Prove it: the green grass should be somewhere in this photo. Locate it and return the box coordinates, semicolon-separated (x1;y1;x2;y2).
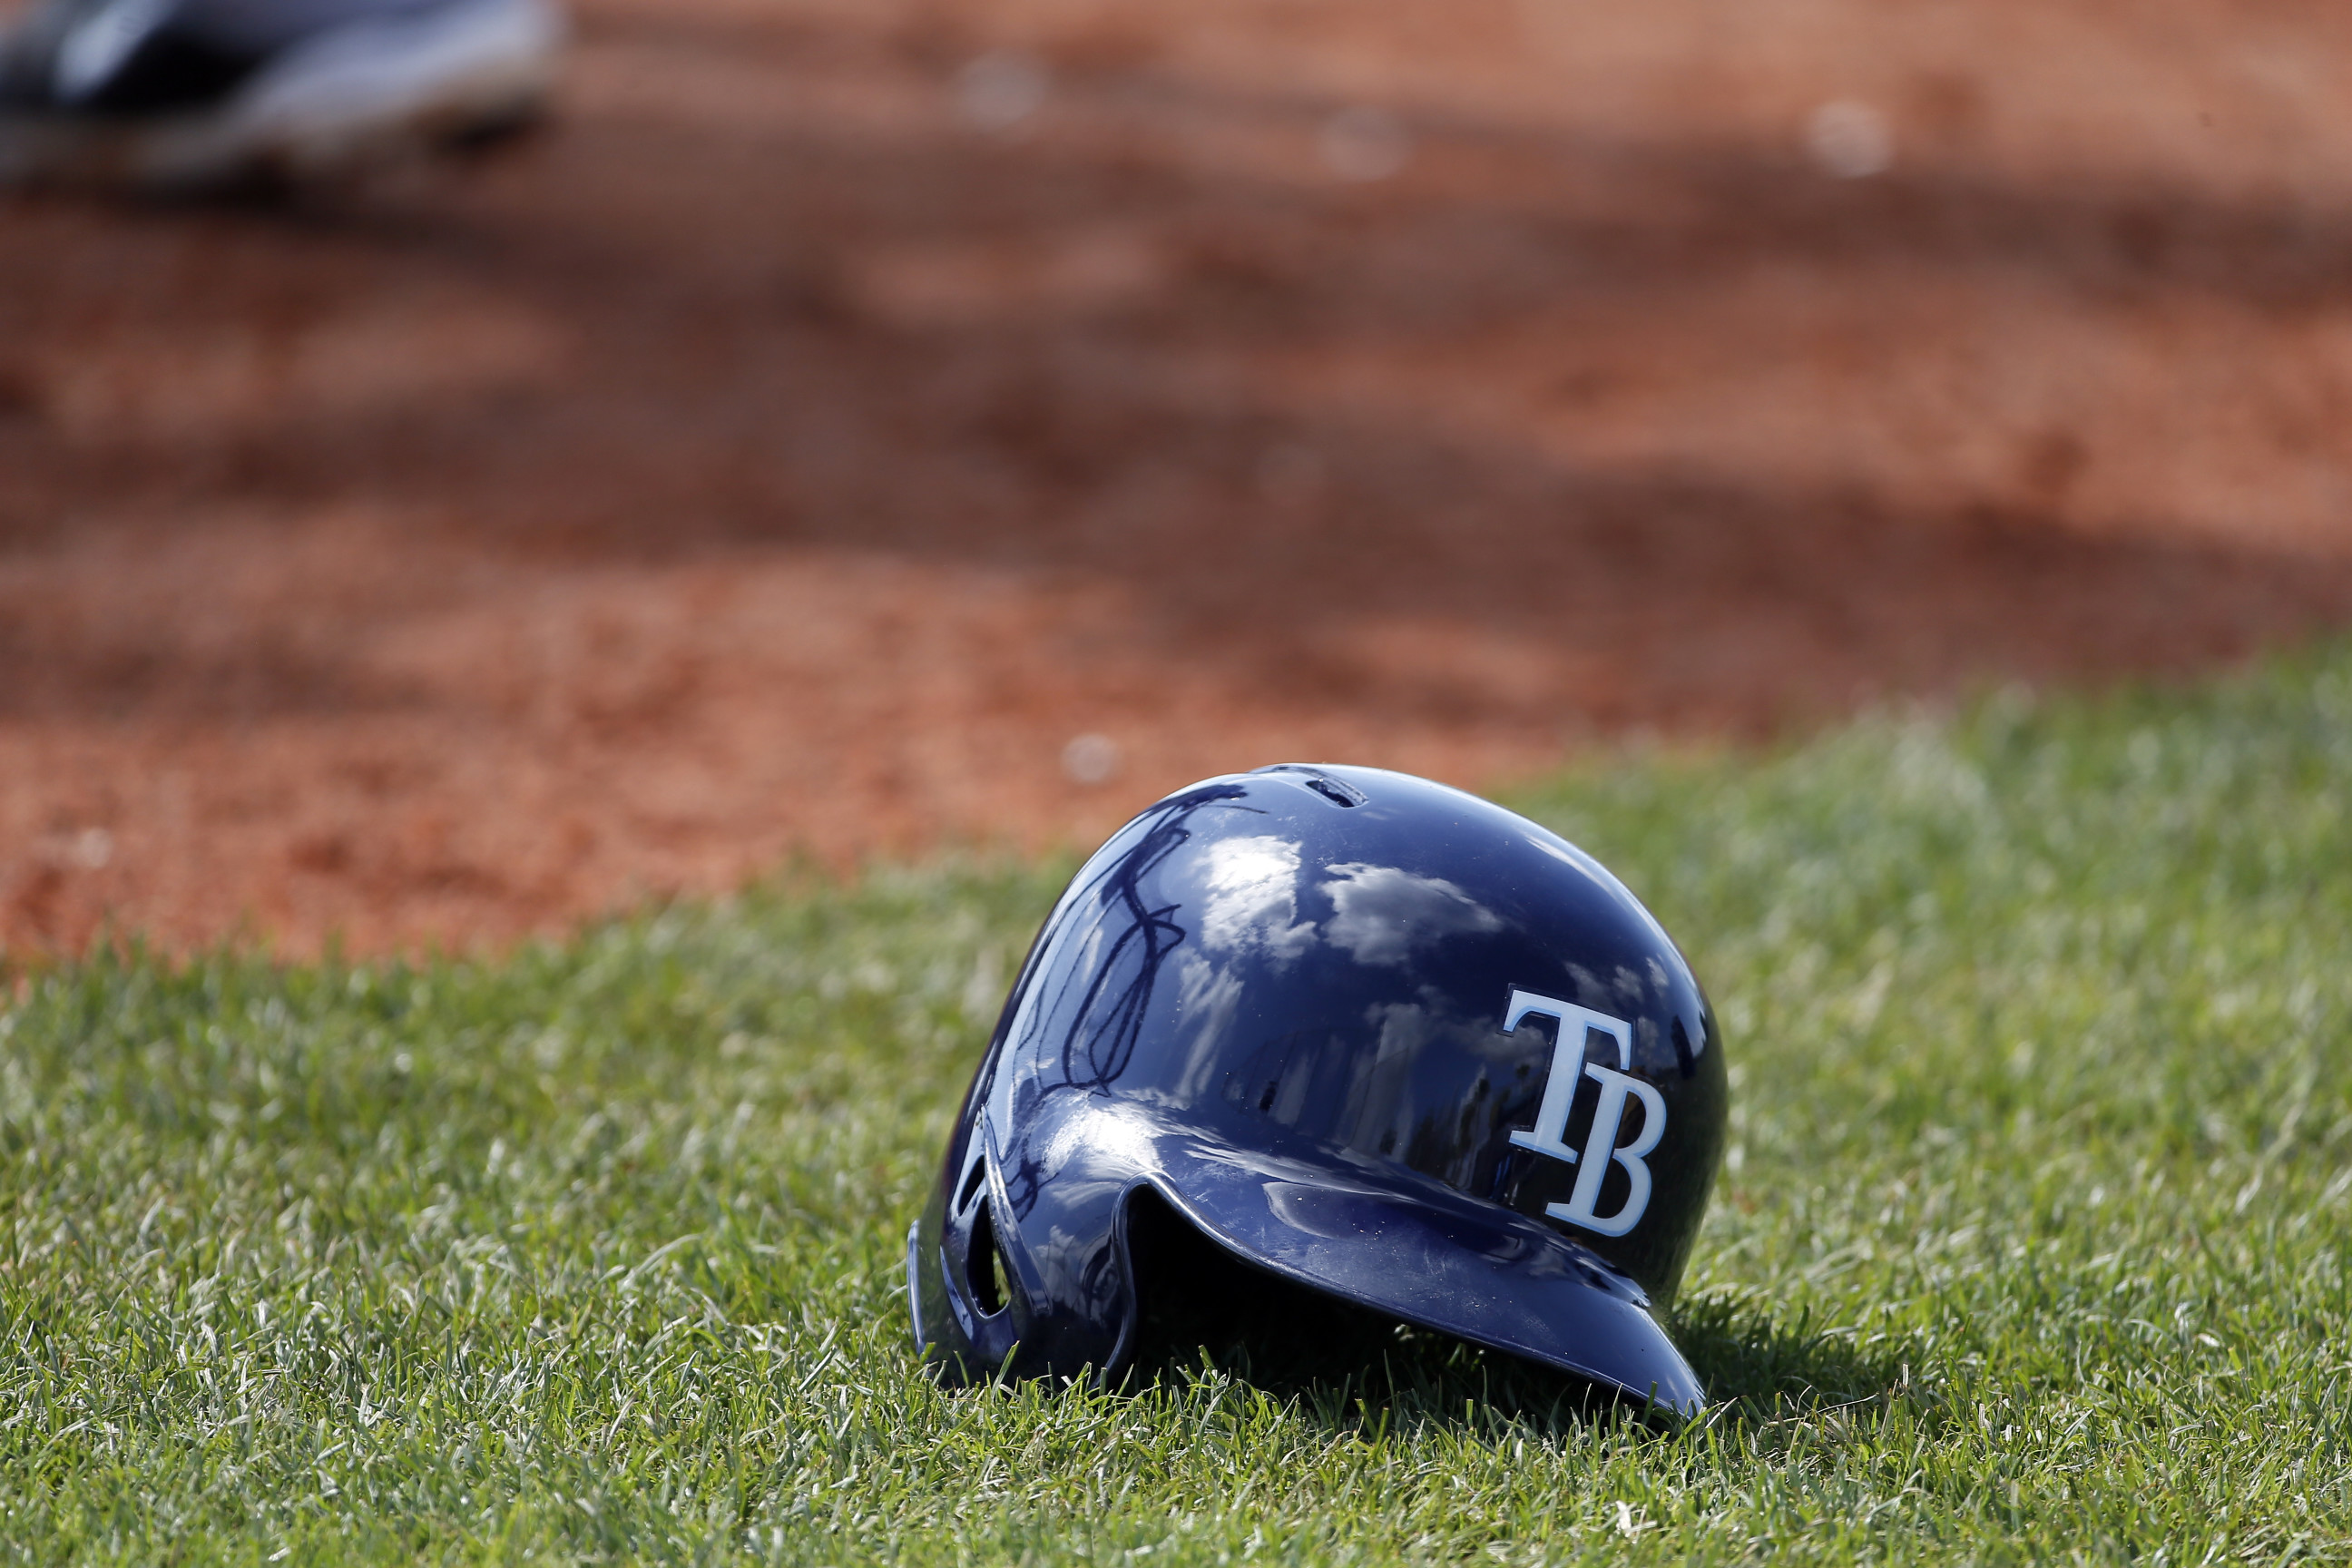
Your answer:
5;648;2352;1564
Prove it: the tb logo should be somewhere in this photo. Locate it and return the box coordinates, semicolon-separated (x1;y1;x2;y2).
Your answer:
1503;988;1666;1238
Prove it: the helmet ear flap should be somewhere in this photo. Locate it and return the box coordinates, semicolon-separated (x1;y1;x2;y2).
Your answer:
959;1167;1015;1318
946;1153;1019;1330
917;1122;1139;1385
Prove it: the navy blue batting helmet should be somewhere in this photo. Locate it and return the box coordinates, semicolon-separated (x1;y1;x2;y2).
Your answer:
908;764;1727;1413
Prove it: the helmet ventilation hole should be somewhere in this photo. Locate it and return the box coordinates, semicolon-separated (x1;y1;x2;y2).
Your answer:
965;1198;1012;1317
956;1154;988;1211
1302;777;1363;808
1252;764;1367;808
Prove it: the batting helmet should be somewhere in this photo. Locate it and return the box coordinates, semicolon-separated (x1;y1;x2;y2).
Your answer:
908;764;1727;1412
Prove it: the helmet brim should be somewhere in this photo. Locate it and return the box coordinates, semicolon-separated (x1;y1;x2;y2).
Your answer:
1113;1105;1707;1416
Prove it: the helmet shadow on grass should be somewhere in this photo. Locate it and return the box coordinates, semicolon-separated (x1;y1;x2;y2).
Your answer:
1667;1290;1927;1432
1109;1188;1919;1441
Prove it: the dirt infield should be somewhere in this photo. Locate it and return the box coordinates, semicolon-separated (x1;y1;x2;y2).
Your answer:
5;0;2352;956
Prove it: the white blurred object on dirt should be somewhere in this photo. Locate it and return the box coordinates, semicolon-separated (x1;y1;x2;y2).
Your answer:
955;48;1047;134
1061;733;1122;787
1804;99;1894;178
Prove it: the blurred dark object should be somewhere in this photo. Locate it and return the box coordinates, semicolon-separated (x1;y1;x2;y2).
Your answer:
0;0;563;190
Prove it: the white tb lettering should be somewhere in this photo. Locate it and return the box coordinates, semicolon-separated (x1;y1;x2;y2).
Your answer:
1501;987;1667;1237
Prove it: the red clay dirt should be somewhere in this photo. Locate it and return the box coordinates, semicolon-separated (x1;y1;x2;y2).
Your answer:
6;0;2352;957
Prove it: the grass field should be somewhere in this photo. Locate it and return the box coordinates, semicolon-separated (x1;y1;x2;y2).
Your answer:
5;650;2350;1564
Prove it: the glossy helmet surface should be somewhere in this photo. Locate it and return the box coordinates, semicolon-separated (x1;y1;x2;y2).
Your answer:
908;764;1727;1413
